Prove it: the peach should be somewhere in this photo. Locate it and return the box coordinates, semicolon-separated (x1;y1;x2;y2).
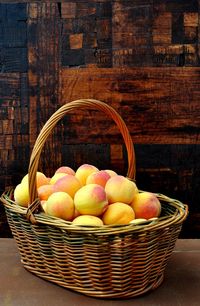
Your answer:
104;169;118;177
14;182;29;207
102;202;135;225
40;200;47;213
73;208;81;219
37;184;54;201
55;166;75;176
75;164;99;186
53;174;82;198
72;215;103;226
21;171;49;188
86;170;111;188
105;175;138;204
131;192;161;220
49;173;68;185
45;191;74;221
74;184;108;216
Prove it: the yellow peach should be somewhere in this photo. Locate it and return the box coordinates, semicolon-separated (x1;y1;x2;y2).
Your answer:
14;183;29;207
104;169;118;177
75;164;99;186
49;173;68;185
105;175;138;204
45;191;74;221
131;192;161;220
73;208;81;219
53;174;82;198
86;170;111;188
40;200;47;213
55;166;75;176
102;202;135;225
21;171;49;188
72;215;103;226
74;184;108;216
37;184;54;201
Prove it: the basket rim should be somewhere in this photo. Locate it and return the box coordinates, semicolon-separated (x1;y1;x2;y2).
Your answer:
1;189;188;236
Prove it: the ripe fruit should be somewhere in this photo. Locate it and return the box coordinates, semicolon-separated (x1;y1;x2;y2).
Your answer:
86;170;111;188
72;215;103;226
21;171;49;188
74;184;108;216
55;166;75;176
75;164;99;186
131;192;161;220
53;174;82;198
102;202;135;225
104;169;118;177
49;173;68;185
37;184;54;201
14;183;29;207
45;191;74;221
105;175;138;204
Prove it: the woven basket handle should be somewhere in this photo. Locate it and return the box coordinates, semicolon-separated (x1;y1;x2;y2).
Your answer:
27;99;135;223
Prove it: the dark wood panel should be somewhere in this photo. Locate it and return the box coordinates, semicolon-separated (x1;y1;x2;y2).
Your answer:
61;67;200;144
59;0;200;68
27;2;61;176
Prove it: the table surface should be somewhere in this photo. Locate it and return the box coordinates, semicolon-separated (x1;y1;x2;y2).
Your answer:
0;238;200;306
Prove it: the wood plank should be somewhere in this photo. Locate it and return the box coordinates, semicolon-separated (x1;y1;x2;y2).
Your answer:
61;67;200;144
27;3;61;176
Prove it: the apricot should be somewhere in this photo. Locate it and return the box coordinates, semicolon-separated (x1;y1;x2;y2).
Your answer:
73;208;81;219
131;192;161;220
45;191;74;221
105;175;138;204
14;182;29;207
21;171;49;188
102;202;135;225
55;166;75;176
74;184;108;216
49;173;68;185
75;164;99;186
72;215;103;226
53;174;82;198
40;200;47;213
37;184;54;201
86;170;111;188
104;169;118;177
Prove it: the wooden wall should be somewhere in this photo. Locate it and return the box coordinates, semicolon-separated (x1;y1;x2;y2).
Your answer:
0;1;200;237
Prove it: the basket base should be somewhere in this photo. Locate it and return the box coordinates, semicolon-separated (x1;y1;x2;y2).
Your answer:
22;260;164;299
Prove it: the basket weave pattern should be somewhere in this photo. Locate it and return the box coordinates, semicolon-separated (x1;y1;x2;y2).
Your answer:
1;99;188;298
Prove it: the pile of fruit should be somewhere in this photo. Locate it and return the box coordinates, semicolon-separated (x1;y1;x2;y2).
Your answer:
14;164;161;226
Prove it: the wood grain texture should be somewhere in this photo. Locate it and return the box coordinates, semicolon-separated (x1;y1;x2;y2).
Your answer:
61;67;200;144
27;2;61;177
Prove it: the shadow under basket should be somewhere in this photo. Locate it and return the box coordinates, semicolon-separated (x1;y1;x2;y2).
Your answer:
0;99;188;298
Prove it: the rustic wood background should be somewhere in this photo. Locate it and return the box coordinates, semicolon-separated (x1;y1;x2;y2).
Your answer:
0;1;200;237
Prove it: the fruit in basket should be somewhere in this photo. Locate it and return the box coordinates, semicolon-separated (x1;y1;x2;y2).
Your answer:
45;191;74;221
105;175;138;204
55;166;75;176
131;192;161;220
14;183;29;207
37;184;54;201
40;200;47;213
75;164;99;186
104;169;118;177
74;184;108;216
49;173;68;184
21;171;49;188
86;170;111;188
72;215;103;226
53;174;82;198
102;202;135;225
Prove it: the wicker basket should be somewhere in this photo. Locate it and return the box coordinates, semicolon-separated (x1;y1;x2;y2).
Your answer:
1;99;188;298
